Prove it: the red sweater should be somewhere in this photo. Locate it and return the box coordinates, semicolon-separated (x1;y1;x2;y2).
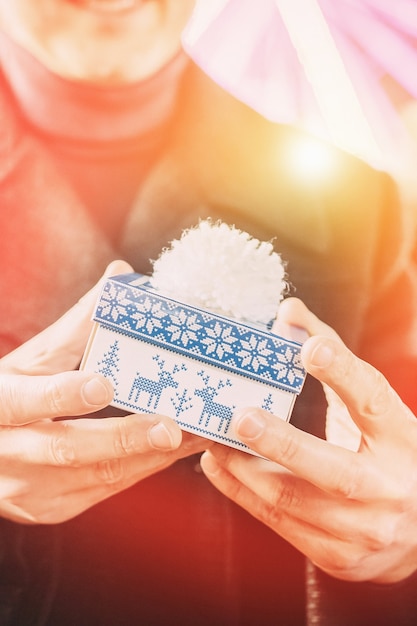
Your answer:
1;30;417;626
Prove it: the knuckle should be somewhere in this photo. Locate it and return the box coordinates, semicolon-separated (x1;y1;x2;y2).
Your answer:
276;431;300;466
113;419;136;456
266;504;284;528
318;544;366;581
324;552;359;579
368;526;395;552
95;458;126;486
257;499;284;529
45;378;67;415
228;479;250;506
333;554;383;582
332;460;364;500
357;369;393;419
270;479;302;512
49;423;78;466
365;520;396;552
319;520;397;581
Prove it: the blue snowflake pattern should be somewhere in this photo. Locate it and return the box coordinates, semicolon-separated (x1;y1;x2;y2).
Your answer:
131;297;165;334
272;346;304;383
200;321;237;359
237;336;273;372
92;276;306;394
98;284;131;323
165;310;202;347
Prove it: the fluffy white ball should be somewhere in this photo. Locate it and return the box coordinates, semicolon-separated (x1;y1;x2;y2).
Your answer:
151;220;288;324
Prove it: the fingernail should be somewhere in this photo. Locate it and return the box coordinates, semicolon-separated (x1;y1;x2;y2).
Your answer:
275;322;309;343
234;409;266;440
201;452;220;476
82;377;112;406
310;342;335;367
148;422;175;450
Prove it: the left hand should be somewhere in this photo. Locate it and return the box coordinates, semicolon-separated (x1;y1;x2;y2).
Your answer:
0;260;207;524
200;298;417;584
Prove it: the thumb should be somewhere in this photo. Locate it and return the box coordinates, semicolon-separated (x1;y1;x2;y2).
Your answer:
1;260;133;375
0;371;114;425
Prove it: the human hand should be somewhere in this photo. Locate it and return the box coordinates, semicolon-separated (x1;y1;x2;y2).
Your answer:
0;260;207;524
200;298;417;584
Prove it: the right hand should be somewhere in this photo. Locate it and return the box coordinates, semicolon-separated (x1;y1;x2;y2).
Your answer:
0;261;207;524
201;298;417;584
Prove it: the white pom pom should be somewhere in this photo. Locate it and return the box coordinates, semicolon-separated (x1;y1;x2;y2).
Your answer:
151;220;288;325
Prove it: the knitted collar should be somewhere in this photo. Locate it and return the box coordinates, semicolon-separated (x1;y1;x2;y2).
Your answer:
0;30;189;143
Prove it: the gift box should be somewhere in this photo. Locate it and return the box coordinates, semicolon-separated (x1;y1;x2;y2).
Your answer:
81;272;306;453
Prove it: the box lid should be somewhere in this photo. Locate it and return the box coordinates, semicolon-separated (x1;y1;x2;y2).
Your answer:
92;273;306;394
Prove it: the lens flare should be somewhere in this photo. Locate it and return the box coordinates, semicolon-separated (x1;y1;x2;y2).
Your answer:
286;136;335;180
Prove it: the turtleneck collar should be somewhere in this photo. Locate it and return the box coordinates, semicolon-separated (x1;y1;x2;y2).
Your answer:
0;29;189;143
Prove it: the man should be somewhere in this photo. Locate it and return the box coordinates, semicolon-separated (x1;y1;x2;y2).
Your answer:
0;1;416;624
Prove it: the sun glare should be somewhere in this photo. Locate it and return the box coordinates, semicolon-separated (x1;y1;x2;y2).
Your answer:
287;136;335;180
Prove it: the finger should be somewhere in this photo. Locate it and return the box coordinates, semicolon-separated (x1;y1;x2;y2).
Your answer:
1;433;209;524
1;260;132;375
231;407;383;500
200;450;339;563
200;450;382;582
78;434;209;504
0;371;115;425
302;335;414;440
0;412;185;463
202;446;395;550
274;297;340;341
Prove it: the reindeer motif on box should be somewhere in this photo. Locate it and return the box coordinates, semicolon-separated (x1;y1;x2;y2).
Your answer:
128;355;186;410
194;371;235;434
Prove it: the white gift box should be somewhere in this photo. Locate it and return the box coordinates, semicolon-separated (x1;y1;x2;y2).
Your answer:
81;273;306;453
